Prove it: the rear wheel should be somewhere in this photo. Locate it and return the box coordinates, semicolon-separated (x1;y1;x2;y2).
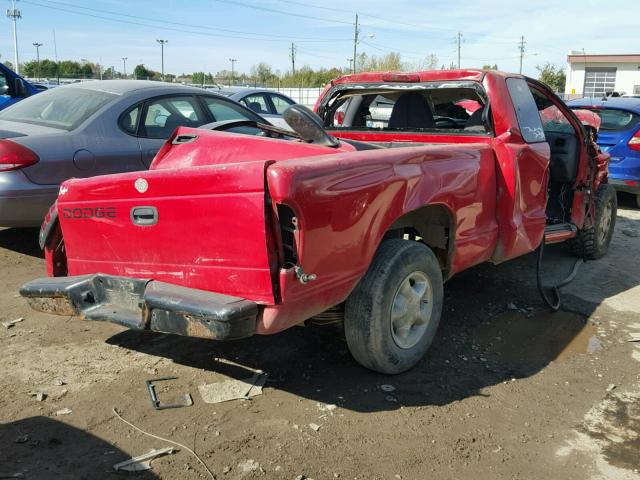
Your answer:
569;184;617;260
344;240;443;374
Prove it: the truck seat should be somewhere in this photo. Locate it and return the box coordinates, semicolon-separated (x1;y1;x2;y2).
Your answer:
388;93;435;130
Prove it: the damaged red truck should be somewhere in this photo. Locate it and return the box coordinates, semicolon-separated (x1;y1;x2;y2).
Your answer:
21;70;616;374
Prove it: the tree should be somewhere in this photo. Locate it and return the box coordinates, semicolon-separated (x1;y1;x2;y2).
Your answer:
251;62;276;86
482;63;499;70
134;64;154;80
536;63;566;93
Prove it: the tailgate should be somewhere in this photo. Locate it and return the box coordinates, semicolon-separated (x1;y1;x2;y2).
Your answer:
57;161;276;304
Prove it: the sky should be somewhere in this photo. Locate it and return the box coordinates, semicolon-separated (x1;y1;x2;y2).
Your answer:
0;0;639;78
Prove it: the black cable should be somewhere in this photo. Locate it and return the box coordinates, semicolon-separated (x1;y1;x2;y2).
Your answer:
536;241;583;311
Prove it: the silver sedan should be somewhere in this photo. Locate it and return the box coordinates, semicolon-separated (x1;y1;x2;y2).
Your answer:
215;88;296;129
0;80;267;227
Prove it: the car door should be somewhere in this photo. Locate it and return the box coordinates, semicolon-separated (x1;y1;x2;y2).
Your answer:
136;95;209;167
491;77;551;262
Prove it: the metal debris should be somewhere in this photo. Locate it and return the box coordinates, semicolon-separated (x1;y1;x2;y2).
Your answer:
2;317;24;329
146;377;193;410
113;447;175;472
309;423;321;432
198;371;268;404
55;407;72;416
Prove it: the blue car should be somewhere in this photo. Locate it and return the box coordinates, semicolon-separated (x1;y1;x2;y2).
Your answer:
568;97;640;207
0;62;39;110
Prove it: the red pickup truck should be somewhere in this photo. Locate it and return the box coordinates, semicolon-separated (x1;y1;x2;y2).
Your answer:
21;69;615;374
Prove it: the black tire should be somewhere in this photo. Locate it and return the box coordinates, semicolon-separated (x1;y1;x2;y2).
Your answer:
636;193;640;210
569;183;617;260
344;240;443;374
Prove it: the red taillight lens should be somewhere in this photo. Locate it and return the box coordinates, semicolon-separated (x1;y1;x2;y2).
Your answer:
628;129;640;151
0;140;39;172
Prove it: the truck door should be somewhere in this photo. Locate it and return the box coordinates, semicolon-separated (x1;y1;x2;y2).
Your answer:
491;77;551;262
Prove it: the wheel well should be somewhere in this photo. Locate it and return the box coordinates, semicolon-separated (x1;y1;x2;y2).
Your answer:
383;205;454;276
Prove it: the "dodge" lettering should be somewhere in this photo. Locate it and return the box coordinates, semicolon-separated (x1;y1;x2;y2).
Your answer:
62;207;117;219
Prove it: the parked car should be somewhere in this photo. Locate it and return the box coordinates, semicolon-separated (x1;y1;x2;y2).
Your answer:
568;97;640;207
0;80;269;227
0;62;40;110
22;70;614;375
216;88;296;129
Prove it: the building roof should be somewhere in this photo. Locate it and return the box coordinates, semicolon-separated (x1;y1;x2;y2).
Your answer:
567;53;640;64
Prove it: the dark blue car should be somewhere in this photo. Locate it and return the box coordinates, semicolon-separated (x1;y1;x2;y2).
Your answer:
0;62;39;110
568;97;640;207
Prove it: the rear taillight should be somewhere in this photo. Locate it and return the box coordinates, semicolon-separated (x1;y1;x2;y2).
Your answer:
0;140;39;172
628;129;640;151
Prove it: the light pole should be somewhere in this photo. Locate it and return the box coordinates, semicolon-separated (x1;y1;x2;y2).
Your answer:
156;39;167;81
229;58;237;87
32;42;42;81
121;57;127;79
7;0;21;74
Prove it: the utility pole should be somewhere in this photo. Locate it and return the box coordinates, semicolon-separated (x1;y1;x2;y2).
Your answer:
52;29;59;84
229;58;237;87
32;42;42;81
352;13;359;74
347;58;353;73
518;35;526;74
121;57;127;79
7;0;21;74
456;32;463;69
289;42;296;75
156;39;167;81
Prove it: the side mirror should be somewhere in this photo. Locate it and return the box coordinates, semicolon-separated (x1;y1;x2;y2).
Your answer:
283;104;339;148
14;78;27;98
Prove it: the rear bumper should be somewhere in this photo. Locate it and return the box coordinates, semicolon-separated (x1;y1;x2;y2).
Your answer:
0;170;58;227
609;178;640;194
20;274;258;340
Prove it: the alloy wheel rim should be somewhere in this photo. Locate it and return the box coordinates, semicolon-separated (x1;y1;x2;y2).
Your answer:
390;271;433;350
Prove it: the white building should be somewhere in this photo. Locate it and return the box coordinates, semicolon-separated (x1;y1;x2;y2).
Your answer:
564;52;640;99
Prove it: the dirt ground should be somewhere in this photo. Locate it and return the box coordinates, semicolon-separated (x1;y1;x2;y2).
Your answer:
1;196;639;480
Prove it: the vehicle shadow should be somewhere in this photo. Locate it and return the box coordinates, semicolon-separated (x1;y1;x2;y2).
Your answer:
106;210;640;413
0;416;160;479
0;227;43;258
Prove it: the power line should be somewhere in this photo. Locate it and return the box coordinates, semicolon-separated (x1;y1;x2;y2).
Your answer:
211;0;353;25
21;0;351;43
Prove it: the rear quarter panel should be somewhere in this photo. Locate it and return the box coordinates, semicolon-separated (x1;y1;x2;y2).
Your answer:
262;143;498;333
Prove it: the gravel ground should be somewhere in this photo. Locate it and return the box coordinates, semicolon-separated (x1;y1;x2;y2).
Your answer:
0;196;639;480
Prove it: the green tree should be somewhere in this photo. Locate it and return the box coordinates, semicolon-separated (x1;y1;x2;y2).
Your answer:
536;63;566;93
482;63;499;70
134;64;154;79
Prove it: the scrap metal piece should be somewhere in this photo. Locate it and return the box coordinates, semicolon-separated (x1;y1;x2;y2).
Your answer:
146;377;193;410
113;447;175;472
198;371;268;404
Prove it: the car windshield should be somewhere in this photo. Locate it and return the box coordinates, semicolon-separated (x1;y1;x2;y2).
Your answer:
582;108;639;131
321;82;488;133
0;87;117;130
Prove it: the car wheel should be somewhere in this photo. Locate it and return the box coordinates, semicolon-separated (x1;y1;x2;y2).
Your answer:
344;239;443;374
570;184;617;260
636;193;640;209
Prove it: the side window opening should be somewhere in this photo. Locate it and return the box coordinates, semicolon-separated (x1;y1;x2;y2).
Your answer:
119;105;141;135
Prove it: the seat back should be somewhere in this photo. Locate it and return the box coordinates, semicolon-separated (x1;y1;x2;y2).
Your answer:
388;93;435;129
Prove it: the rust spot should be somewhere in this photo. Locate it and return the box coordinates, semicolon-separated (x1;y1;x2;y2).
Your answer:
27;297;75;316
